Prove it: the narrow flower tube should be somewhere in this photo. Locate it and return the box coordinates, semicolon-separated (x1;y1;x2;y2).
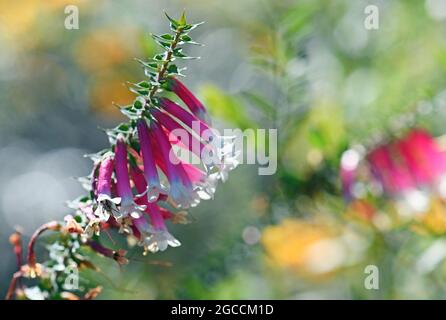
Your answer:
144;202;181;253
150;121;200;208
180;162;218;200
88;240;128;265
96;157;113;196
152;108;222;172
159;98;211;138
114;138;146;219
145;116;219;202
158;98;239;175
167;77;211;124
94;156;121;222
130;166;181;253
137;119;164;202
152;108;205;157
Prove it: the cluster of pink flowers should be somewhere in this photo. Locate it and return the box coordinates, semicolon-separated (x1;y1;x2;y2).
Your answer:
5;14;240;300
341;128;446;202
79;78;238;253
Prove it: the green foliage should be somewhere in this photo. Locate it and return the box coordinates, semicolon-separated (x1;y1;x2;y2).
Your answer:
108;12;204;143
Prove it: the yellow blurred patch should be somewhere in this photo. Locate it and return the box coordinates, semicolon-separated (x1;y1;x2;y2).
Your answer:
261;218;345;278
413;198;446;235
75;29;134;73
89;74;134;119
0;1;39;38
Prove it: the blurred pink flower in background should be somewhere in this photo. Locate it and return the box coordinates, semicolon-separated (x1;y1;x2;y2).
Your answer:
341;128;446;208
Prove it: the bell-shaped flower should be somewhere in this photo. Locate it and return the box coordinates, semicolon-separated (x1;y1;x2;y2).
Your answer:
158;98;239;177
131;167;180;253
142;202;181;253
114;137;146;219
137;119;165;202
152;107;221;174
150;121;202;208
94;156;121;222
167;77;211;125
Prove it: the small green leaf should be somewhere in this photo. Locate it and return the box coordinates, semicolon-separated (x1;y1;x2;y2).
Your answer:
136;81;150;88
173;48;199;59
133;99;143;109
153;54;166;61
182;21;205;32
136;58;159;71
181;35;192;42
167;64;179;74
180;35;203;46
153;39;171;49
179;11;187;26
160;33;174;40
137;89;149;95
164;12;179;28
120;106;142;120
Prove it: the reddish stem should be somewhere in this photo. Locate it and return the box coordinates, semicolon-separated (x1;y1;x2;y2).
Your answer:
26;221;61;268
5;271;22;300
9;231;23;273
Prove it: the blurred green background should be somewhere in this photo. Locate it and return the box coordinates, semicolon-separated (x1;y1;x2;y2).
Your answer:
3;0;446;299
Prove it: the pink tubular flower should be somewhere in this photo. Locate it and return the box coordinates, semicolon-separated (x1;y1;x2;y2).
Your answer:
158;98;239;177
143;202;181;253
167;77;211;125
367;144;415;195
150;121;200;208
152;107;223;175
396;135;431;186
399;129;446;185
180;162;218;200
361;128;446;200
137;119;165;202
114;137;146;219
88;240;128;265
159;97;211;139
94;155;120;222
152;108;205;156
131;167;181;253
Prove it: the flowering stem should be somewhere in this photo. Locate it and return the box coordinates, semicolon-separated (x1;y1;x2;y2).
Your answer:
5;222;61;300
5;271;22;300
146;26;184;104
5;12;214;300
9;231;23;273
26;221;61;268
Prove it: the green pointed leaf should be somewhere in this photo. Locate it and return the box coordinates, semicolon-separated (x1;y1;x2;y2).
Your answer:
164;12;179;28
181;35;192;42
133;98;144;109
179;11;187;26
136;81;150;88
167;64;179;75
159;33;174;41
182;21;205;32
180;35;203;46
173;48;198;59
153;54;167;62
